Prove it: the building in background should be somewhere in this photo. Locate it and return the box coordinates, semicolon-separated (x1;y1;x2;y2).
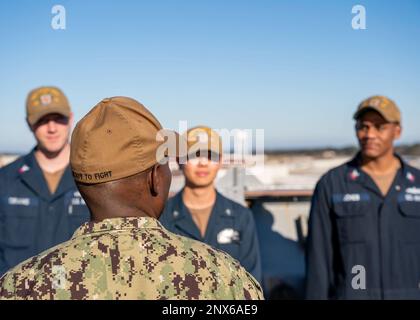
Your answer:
0;154;19;168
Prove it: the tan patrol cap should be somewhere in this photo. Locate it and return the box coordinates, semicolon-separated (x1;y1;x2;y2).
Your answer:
26;86;71;125
185;126;222;155
353;95;401;124
70;96;175;184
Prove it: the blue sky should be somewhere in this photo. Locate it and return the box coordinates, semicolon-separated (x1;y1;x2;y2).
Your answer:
0;0;419;153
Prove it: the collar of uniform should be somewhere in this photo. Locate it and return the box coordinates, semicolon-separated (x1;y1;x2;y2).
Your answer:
20;148;74;201
213;191;236;218
51;166;75;200
171;191;188;221
170;189;233;241
171;189;234;222
18;148;52;201
346;152;410;185
169;191;203;239
71;216;162;238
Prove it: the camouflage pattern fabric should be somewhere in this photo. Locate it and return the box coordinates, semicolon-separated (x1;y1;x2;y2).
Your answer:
0;217;263;300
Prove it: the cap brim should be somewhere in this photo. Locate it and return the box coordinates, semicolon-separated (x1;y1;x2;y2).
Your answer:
187;144;221;155
28;106;71;126
353;106;395;123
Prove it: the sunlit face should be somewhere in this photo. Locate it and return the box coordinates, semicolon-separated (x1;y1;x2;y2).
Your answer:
30;113;73;154
182;150;221;188
355;110;401;159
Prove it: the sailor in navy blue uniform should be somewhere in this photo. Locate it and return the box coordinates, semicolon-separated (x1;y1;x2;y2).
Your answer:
0;87;89;276
306;96;420;299
159;126;262;284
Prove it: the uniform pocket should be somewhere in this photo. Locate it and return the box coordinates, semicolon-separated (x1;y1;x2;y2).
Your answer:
332;196;369;218
216;228;241;258
398;201;420;244
333;201;369;244
1;197;38;248
399;201;420;218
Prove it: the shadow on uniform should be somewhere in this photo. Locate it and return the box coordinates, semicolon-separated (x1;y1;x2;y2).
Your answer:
251;201;305;299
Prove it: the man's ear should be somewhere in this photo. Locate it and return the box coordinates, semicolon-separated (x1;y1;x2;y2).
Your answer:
68;112;74;128
394;124;402;140
149;164;160;197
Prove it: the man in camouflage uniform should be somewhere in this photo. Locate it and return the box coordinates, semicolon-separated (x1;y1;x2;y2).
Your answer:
0;96;263;300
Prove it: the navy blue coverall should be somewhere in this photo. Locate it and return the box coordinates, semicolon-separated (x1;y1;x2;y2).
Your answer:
0;150;90;275
306;153;420;299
